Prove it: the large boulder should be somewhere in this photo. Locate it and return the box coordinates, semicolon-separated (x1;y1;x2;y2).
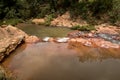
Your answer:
0;25;27;61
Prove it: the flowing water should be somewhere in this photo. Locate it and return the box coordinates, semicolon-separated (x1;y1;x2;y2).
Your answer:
2;42;120;80
97;33;120;44
2;24;120;80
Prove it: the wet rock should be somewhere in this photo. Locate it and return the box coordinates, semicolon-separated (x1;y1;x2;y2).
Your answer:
48;38;55;42
0;25;27;61
25;36;41;43
68;31;81;38
68;31;97;38
69;38;120;48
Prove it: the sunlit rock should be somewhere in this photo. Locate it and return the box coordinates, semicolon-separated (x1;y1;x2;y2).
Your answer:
32;19;45;25
51;11;87;27
96;24;119;35
48;38;55;42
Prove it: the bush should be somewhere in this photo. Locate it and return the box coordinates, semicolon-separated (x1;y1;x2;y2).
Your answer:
70;1;90;18
90;0;113;15
44;14;54;26
109;0;120;23
71;25;95;31
37;4;51;18
70;25;80;30
1;19;23;26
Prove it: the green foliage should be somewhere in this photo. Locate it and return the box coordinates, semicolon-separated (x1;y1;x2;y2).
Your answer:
90;0;113;15
70;0;120;24
0;19;23;25
44;14;54;26
37;4;51;18
0;0;119;25
70;25;80;30
71;25;95;31
109;0;120;23
70;1;90;18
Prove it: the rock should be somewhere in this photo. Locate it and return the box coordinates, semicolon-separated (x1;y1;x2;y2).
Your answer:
1;25;7;28
96;24;119;35
51;11;87;27
32;19;45;25
68;31;96;38
0;25;27;61
68;38;77;42
48;38;55;42
69;38;120;48
0;66;7;80
84;41;92;47
25;36;41;43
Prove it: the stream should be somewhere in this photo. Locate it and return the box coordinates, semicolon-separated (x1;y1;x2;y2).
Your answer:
2;23;120;80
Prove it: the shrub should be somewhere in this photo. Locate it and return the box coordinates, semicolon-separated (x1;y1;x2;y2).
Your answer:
44;14;54;26
70;25;80;30
109;0;120;23
1;19;23;25
70;1;90;18
71;25;95;31
37;4;51;18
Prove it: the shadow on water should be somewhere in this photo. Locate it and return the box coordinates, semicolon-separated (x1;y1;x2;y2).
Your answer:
2;42;120;80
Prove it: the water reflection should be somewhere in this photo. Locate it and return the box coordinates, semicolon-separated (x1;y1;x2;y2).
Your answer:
69;42;120;62
16;23;73;38
2;42;120;80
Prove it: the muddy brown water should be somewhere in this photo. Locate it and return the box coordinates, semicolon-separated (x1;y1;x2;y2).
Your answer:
2;42;120;80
